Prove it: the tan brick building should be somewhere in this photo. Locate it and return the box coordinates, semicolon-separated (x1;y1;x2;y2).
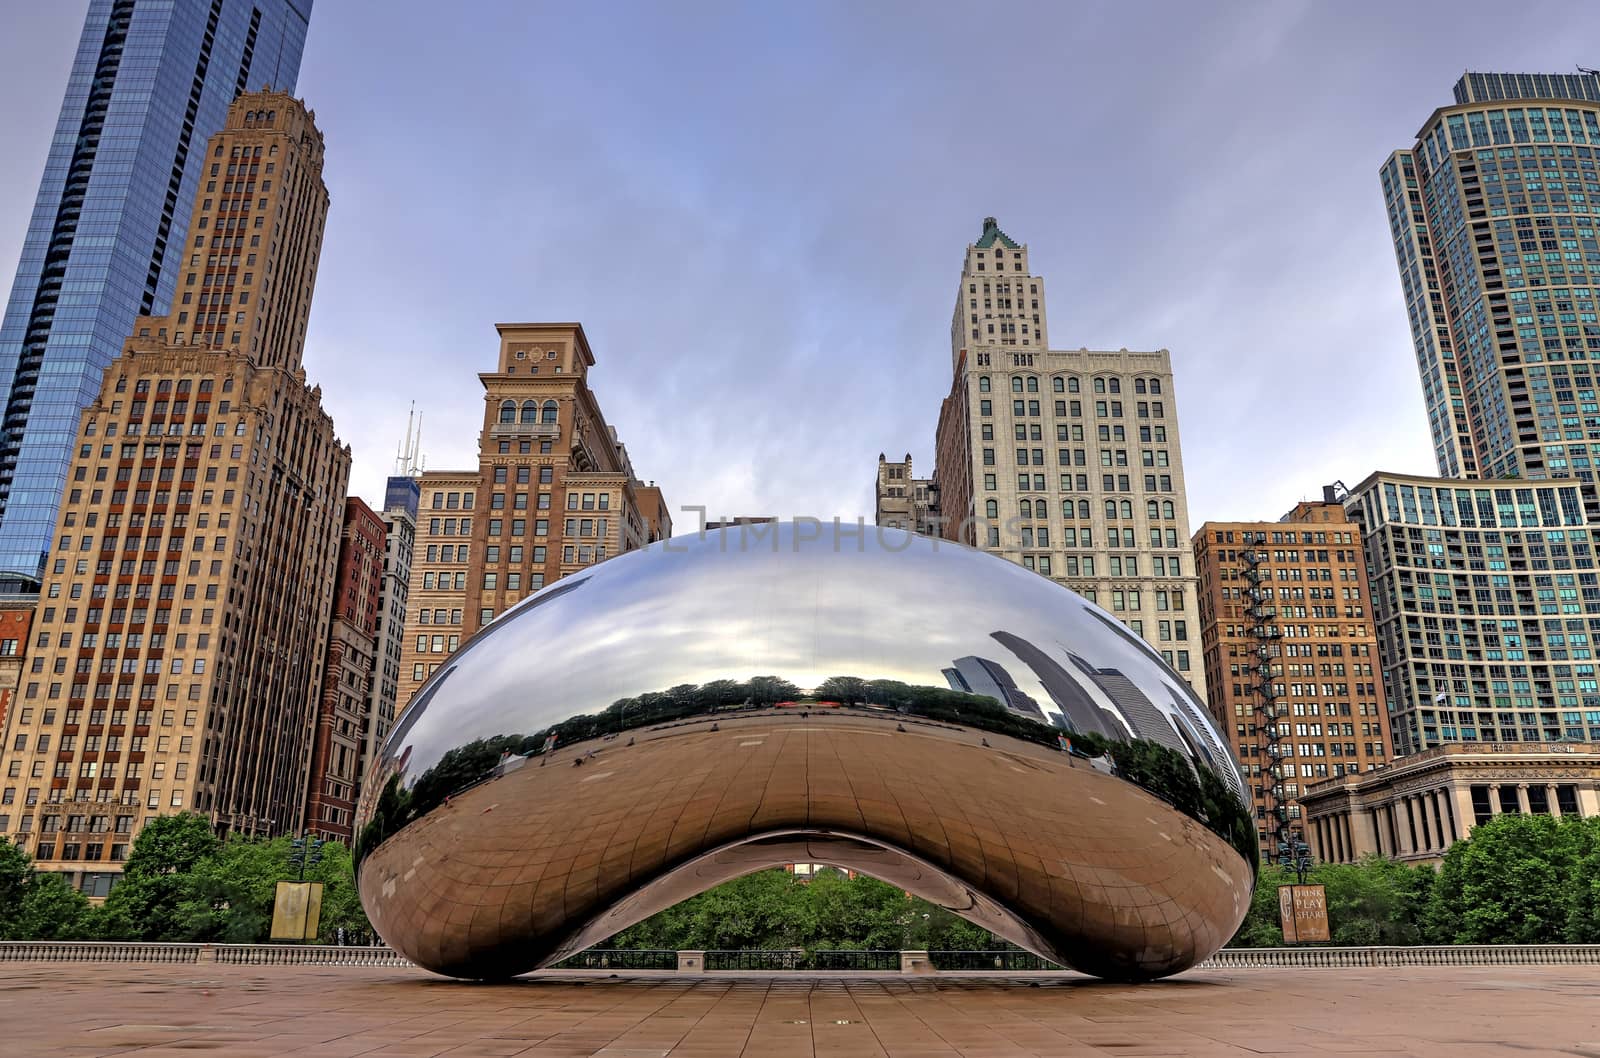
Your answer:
396;324;668;710
0;92;350;889
305;499;384;841
1192;496;1392;860
931;219;1203;687
874;453;936;535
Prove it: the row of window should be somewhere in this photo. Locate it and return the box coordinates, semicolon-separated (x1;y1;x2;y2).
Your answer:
978;375;1164;395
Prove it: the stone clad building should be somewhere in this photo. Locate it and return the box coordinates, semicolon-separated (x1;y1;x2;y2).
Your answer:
874;453;935;535
395;324;668;711
0;92;350;890
931;219;1203;687
1300;741;1600;865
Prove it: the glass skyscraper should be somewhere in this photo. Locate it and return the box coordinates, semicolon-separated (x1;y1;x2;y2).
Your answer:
0;0;313;587
1381;70;1600;483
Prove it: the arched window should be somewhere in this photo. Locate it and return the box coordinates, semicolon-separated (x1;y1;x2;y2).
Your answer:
1094;378;1106;394
265;110;276;125
1120;500;1133;518
1026;376;1039;393
499;400;515;424
1104;500;1117;519
1068;377;1080;393
1150;379;1162;394
1078;499;1090;519
1163;500;1175;519
1061;500;1073;519
978;376;991;392
985;499;999;519
1108;378;1121;394
1052;377;1064;393
1135;379;1147;394
520;400;537;423
1019;499;1032;517
541;400;559;424
1148;500;1160;519
1012;377;1024;393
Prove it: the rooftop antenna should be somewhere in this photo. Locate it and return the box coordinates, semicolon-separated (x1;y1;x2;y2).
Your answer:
394;403;425;477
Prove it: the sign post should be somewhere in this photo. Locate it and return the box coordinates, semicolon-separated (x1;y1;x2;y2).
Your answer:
1277;883;1330;943
270;880;324;941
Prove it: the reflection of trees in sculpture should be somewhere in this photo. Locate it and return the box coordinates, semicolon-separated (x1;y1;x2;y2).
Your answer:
357;674;1256;869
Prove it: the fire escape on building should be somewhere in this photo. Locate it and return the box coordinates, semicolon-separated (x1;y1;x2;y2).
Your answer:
1239;539;1311;877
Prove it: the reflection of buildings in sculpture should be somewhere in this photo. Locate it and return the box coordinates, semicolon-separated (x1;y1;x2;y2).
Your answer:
989;631;1127;739
1163;684;1231;776
942;656;1046;721
1078;663;1190;760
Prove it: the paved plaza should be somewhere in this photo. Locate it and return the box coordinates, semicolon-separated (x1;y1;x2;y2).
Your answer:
0;962;1597;1057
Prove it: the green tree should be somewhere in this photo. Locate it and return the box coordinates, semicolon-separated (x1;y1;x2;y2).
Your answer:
804;872;912;949
102;813;221;941
1426;814;1571;944
814;677;868;704
306;840;371;942
0;840;31;935
14;872;93;940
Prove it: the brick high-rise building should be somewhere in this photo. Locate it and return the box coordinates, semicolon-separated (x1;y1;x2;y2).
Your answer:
0;91;349;891
1193;496;1392;859
304;498;383;841
358;473;418;804
1380;70;1600;481
931;218;1203;688
396;324;668;711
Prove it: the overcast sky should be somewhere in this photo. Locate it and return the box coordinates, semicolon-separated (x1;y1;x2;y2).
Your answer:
3;1;1600;531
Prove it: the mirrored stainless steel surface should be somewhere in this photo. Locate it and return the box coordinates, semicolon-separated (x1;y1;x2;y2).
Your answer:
356;523;1257;981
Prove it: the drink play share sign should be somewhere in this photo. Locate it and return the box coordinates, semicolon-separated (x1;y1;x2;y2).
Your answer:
1278;884;1330;943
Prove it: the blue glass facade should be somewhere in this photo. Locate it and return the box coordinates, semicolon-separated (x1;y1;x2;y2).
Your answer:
0;0;312;585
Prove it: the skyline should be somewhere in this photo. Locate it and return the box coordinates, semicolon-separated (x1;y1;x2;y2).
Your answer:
5;3;1600;530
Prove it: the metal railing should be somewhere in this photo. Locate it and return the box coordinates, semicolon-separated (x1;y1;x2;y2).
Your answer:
929;949;1062;971
703;949;806;971
2;942;1600;970
810;949;901;971
553;949;677;971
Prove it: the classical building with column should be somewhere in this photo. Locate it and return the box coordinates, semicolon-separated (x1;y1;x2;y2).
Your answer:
1299;741;1600;865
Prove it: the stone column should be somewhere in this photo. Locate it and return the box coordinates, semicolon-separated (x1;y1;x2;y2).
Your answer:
1397;798;1415;855
1450;783;1476;839
1547;784;1561;819
1576;784;1600;819
1516;783;1531;815
1489;783;1503;815
1414;795;1433;851
1431;790;1448;848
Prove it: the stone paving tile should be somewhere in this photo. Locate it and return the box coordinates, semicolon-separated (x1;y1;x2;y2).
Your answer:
1;964;1599;1056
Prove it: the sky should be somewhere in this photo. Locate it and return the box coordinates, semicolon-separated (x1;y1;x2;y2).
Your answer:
3;1;1600;532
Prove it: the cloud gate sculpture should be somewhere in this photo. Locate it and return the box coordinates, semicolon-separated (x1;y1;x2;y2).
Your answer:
356;523;1257;982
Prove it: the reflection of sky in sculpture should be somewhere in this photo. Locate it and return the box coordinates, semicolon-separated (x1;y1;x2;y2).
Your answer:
387;524;1246;801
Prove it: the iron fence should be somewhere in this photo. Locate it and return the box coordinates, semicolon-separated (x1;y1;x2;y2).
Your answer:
928;949;1062;971
703;949;806;970
810;949;901;971
553;949;678;971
